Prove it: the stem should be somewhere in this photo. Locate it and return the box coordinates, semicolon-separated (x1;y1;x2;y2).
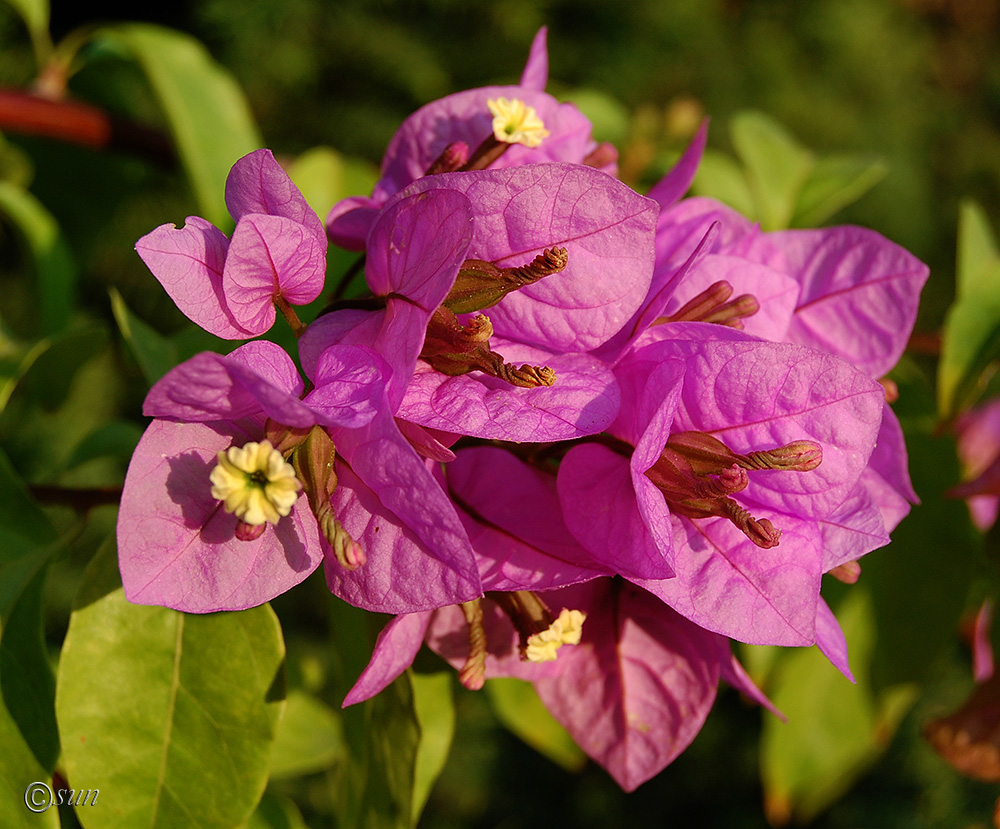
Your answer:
274;294;307;338
29;485;122;510
330;254;366;303
0;88;175;166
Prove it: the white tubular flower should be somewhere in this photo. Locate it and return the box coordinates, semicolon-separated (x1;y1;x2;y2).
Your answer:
210;439;302;526
487;97;550;148
525;608;586;663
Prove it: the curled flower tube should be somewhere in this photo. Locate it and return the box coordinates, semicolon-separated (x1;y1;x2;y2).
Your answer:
558;327;886;660
304;167;653;444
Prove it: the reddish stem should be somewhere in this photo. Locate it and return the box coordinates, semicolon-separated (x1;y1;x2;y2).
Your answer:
0;89;175;165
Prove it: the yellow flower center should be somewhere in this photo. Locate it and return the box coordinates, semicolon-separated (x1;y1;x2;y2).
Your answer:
209;439;302;526
525;608;586;663
487;98;550;148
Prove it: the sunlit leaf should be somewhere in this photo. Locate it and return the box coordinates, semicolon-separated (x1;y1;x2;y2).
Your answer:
561;88;630;144
286;147;378;223
939;201;1000;417
56;539;285;829
410;671;455;824
92;23;262;227
690;148;756;218
0;182;77;335
1;0;51;65
760;588;916;823
730;111;814;231
485;677;585;772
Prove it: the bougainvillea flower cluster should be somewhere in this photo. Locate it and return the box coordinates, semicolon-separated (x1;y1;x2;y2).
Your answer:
119;27;928;790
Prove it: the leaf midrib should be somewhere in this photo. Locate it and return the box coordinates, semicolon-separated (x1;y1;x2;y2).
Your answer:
149;613;184;827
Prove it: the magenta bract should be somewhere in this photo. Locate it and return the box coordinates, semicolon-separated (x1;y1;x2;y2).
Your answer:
136;149;326;339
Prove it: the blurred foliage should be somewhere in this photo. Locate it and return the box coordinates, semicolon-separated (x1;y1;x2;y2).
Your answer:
3;0;1000;826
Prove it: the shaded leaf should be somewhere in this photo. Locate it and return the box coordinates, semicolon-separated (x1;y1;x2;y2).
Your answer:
0;564;58;772
64;420;143;471
0;702;57;829
268;690;344;779
868;358;978;689
0;181;77;335
0;446;55;568
0;339;48;415
792;155;887;228
56;538;285;829
410;671;455;824
329;600;421;828
109;287;178;384
485;677;585;772
93;23;262;227
245;793;308;829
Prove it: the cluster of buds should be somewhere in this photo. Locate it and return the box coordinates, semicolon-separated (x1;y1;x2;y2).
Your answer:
118;28;928;790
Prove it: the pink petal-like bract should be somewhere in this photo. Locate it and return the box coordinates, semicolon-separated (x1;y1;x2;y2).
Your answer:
136;217;251;340
532;579;723;791
118;419;323;613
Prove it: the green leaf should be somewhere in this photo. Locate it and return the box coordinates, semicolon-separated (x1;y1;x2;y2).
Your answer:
56;539;286;829
690;148;756;218
868;359;978;689
1;564;58;772
410;671;455;824
791;155;887;228
334;674;420;829
63;420;143;471
14;325;108;410
268;690;344;779
730;111;814;231
109;287;178;384
485;677;586;772
0;338;48;415
760;588;916;823
1;0;52;65
245;793;308;829
956;198;1000;298
0;446;55;567
286;147;379;223
328;598;419;829
0;697;58;829
92;24;262;227
561;88;631;145
2;0;48;39
0;181;77;335
361;674;420;829
938;202;1000;417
